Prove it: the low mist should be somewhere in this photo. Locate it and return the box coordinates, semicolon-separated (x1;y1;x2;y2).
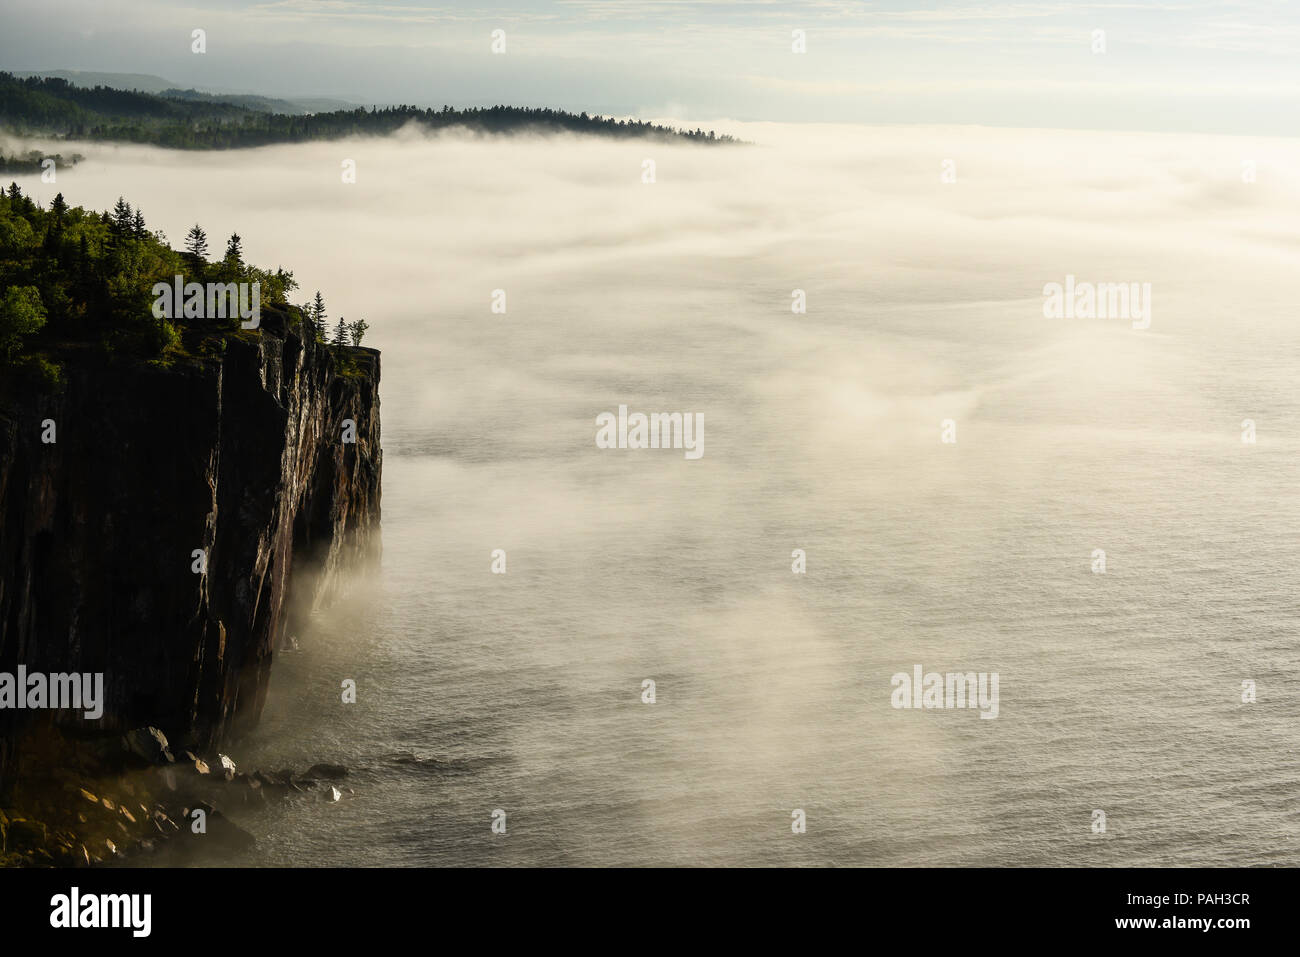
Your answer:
8;121;1298;865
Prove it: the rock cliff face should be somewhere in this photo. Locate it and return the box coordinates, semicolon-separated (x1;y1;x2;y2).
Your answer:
0;309;380;792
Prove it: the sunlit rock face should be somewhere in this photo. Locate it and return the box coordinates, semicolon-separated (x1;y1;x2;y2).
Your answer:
0;309;381;790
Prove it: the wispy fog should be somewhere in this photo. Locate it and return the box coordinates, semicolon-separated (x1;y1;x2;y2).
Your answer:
8;122;1299;865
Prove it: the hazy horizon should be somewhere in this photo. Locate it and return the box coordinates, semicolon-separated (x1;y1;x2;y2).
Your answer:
2;0;1297;886
3;0;1300;136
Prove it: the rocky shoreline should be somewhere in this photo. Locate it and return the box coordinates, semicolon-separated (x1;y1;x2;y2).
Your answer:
0;725;351;866
0;308;382;866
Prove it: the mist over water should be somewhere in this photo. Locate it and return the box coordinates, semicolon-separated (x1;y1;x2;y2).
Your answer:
11;122;1299;865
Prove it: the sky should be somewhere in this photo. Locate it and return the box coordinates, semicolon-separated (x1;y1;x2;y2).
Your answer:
1;0;1298;133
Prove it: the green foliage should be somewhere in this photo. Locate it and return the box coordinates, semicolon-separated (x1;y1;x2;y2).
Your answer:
329;348;365;380
0;184;320;373
0;284;46;359
0;213;35;252
310;290;327;341
19;355;65;390
0;150;82;173
246;264;296;306
148;317;182;354
183;223;207;268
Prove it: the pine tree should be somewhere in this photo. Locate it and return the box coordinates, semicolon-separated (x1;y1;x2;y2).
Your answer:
224;232;243;267
311;290;327;341
132;209;146;238
333;317;347;345
48;193;69;240
184;224;208;267
111;197;133;234
348;317;369;346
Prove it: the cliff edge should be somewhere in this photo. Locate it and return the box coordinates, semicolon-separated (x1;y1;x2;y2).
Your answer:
0;305;381;792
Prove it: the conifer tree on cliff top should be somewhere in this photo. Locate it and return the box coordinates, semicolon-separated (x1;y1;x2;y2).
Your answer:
184;224;208;270
311;290;327;341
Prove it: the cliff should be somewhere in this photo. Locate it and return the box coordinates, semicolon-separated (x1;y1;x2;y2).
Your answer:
0;307;381;793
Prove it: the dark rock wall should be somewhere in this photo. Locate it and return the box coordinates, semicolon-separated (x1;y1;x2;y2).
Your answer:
0;312;381;790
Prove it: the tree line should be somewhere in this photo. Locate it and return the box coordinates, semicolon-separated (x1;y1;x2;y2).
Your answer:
305;288;368;347
0;150;83;174
0;72;739;149
0;183;366;389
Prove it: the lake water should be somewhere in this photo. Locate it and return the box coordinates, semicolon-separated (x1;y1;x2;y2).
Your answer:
13;121;1299;866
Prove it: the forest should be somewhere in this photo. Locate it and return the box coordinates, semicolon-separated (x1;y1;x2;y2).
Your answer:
0;182;360;393
0;72;739;149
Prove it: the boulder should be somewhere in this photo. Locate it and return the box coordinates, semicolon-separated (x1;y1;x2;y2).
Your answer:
253;769;288;789
307;763;348;780
122;727;174;765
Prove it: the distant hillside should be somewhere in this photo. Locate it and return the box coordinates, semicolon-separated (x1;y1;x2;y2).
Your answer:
14;71;355;113
160;88;356;115
0;72;738;147
14;70;178;93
